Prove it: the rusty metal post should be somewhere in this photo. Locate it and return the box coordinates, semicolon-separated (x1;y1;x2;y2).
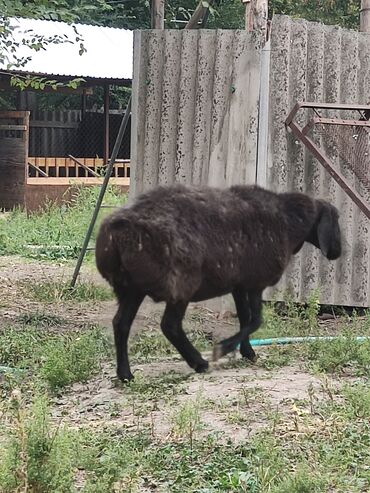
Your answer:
151;0;165;29
285;102;370;221
71;97;132;287
361;0;370;32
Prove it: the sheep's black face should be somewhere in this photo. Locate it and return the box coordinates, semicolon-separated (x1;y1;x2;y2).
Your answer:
308;200;342;260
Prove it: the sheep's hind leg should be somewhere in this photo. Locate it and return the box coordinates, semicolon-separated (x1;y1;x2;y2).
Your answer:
161;301;209;373
113;290;144;382
213;289;262;362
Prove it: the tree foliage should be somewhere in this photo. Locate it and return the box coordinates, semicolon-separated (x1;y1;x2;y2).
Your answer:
269;0;361;30
0;0;362;110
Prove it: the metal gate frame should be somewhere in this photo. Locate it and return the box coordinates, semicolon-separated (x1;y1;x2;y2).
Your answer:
285;102;370;220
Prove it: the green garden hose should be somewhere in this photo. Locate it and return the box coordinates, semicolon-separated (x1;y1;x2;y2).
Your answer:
249;335;369;346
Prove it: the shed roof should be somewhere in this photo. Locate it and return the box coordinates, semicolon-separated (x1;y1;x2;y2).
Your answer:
1;17;133;81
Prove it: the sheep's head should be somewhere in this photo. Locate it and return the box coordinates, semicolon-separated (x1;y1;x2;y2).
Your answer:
307;200;342;260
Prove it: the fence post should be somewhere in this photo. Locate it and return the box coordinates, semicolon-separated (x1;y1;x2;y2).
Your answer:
103;84;110;166
151;0;165;29
241;0;268;38
361;0;370;32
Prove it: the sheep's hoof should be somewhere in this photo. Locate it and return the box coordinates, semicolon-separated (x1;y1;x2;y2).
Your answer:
194;360;209;373
249;354;259;363
117;371;134;383
241;352;259;364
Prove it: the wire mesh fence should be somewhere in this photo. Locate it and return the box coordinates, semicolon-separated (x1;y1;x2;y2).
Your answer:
316;117;370;190
28;109;131;179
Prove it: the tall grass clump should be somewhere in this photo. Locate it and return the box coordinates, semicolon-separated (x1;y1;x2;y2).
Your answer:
0;393;76;493
0;325;112;391
0;185;125;261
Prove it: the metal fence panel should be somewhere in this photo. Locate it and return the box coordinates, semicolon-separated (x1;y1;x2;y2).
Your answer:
265;16;370;307
129;29;263;197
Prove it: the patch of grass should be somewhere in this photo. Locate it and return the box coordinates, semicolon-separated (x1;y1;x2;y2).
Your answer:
1;380;369;493
23;280;113;303
341;382;370;418
269;467;327;493
259;345;296;370
130;326;212;363
0;393;76;493
16;311;65;327
258;290;321;340
40;329;112;391
78;431;259;492
129;329;175;362
0;185;125;261
304;332;370;375
0;326;51;368
171;393;205;443
0;326;112;391
124;371;191;402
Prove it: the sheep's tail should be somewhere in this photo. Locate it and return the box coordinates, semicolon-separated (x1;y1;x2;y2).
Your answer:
95;214;131;286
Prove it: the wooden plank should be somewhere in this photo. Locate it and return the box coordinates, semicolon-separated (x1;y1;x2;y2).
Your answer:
68;155;100;178
56;157;65;177
0;111;30;119
0;124;27;131
27;177;130;186
28;161;48;178
29;120;79;129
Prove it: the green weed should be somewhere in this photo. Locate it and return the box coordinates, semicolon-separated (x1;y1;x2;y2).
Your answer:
0;326;112;391
16;311;65;327
171;393;205;443
0;393;76;493
40;328;112;390
0;185;125;261
24;279;113;303
124;371;191;402
305;332;370;375
259;290;321;340
130;326;212;363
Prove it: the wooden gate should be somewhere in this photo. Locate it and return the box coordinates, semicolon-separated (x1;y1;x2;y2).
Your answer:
0;111;29;209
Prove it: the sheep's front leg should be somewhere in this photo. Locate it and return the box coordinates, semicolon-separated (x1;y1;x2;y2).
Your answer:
213;288;262;361
161;301;209;373
113;291;144;382
238;289;262;362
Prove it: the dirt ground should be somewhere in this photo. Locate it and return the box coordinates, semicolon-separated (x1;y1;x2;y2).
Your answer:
0;255;344;443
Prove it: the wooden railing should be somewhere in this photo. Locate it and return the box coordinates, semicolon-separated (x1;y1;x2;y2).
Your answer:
27;156;130;186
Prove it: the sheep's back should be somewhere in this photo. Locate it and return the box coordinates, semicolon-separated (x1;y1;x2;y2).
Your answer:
99;185;293;301
129;186;290;294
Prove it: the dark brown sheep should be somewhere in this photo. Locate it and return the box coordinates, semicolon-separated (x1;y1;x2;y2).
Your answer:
96;184;341;381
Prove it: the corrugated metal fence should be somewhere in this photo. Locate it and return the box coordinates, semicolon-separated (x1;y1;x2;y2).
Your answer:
130;29;264;196
265;16;370;307
130;16;370;307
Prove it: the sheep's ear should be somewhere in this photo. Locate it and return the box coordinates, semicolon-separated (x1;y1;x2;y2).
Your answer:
317;203;341;260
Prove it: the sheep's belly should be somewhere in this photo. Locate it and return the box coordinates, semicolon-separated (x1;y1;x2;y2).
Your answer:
190;285;233;302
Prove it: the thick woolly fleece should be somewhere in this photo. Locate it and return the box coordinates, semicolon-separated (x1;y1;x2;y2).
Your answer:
95;184;341;304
